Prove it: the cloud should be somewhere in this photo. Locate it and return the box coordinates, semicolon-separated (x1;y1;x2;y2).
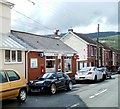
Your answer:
8;0;118;34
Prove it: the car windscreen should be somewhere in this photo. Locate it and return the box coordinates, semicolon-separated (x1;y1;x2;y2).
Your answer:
80;67;91;72
98;68;104;72
41;73;57;79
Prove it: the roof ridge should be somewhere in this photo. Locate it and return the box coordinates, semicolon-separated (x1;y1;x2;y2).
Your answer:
11;30;59;40
73;32;97;45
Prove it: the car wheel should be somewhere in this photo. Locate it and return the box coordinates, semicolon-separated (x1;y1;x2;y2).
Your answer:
67;81;73;91
94;75;97;82
50;83;56;95
17;89;27;103
109;75;112;79
102;74;106;80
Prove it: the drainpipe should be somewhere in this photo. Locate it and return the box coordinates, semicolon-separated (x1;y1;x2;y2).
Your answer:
26;50;30;82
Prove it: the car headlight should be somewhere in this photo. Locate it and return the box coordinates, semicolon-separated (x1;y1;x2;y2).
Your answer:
28;81;33;85
44;81;51;86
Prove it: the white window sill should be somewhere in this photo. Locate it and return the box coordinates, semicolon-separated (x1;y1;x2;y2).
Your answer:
4;62;23;64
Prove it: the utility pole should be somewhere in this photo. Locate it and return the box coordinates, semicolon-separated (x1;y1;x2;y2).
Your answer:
97;24;99;67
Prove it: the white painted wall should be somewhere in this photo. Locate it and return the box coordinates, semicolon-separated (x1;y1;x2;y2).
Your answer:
1;49;26;77
61;32;88;71
0;49;3;69
0;1;11;34
61;33;87;61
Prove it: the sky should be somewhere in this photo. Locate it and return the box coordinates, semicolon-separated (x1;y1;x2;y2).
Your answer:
8;0;119;35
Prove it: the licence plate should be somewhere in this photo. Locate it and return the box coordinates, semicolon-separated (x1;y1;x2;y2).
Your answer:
80;77;85;80
31;89;40;92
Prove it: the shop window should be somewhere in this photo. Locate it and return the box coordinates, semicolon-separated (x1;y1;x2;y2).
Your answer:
58;58;62;72
64;56;72;73
46;56;56;72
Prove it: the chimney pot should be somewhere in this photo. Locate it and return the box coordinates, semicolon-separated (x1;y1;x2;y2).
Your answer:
54;29;60;39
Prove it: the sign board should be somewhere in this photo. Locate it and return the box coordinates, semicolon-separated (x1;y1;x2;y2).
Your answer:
39;52;44;58
30;58;38;68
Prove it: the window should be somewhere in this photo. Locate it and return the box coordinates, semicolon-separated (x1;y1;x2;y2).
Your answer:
5;50;10;62
0;71;8;83
6;70;20;81
58;58;62;72
91;46;94;56
17;51;22;62
94;48;97;56
63;73;69;79
41;73;57;79
57;73;63;78
12;51;16;62
5;50;22;63
64;56;72;73
46;56;56;72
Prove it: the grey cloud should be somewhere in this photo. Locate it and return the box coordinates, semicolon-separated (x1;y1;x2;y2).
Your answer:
11;1;118;34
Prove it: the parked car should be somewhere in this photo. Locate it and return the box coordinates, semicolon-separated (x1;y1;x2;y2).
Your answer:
28;72;73;94
75;67;104;82
98;67;112;79
0;70;27;102
117;67;120;74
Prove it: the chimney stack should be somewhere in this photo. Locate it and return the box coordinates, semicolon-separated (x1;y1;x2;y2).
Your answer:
54;29;60;39
68;29;73;32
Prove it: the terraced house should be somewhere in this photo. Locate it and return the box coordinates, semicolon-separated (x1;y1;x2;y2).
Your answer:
97;42;120;71
61;29;97;71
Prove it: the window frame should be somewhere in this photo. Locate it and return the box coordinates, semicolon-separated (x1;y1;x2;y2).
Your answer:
46;56;56;73
4;50;22;63
30;58;38;68
5;50;10;62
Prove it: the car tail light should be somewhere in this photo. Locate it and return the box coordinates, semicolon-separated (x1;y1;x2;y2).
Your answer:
87;72;92;75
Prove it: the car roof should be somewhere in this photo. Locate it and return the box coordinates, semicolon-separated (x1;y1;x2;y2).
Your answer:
0;69;16;71
81;67;96;69
45;72;63;74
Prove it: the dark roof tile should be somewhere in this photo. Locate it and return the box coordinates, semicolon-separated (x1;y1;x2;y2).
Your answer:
73;32;97;45
11;30;76;54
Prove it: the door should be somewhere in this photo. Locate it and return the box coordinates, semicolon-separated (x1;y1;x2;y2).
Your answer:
0;71;11;100
6;70;22;97
56;73;66;89
96;68;102;80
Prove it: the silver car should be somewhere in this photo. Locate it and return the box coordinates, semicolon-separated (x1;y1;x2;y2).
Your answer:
117;67;120;74
98;67;112;79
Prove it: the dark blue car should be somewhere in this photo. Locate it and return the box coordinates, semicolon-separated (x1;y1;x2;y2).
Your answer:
28;72;73;94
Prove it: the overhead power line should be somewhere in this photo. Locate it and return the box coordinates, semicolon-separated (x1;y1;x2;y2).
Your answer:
12;9;53;31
